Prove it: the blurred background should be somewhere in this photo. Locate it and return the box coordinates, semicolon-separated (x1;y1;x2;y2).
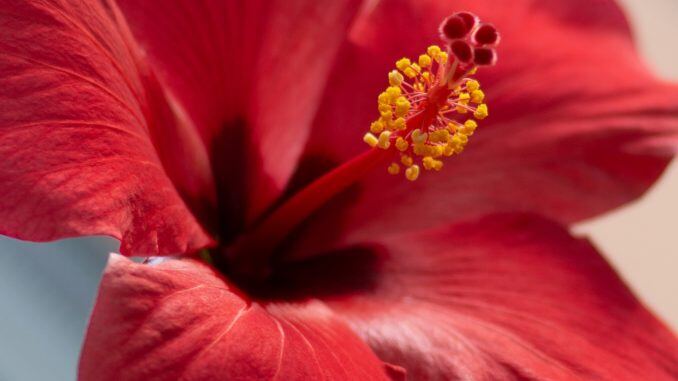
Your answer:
1;1;676;380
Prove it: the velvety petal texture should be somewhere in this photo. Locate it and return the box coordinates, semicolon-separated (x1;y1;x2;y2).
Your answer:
289;0;678;256
0;0;215;255
79;255;392;381
316;214;678;380
116;0;363;230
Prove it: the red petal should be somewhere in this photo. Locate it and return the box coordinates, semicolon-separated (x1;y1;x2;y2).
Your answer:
79;255;392;381
116;0;362;225
0;0;215;255
319;214;678;380
290;0;678;256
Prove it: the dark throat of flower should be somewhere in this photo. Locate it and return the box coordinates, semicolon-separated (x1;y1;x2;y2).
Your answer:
223;12;500;282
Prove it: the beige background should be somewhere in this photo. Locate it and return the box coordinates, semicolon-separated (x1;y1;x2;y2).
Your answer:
576;0;678;329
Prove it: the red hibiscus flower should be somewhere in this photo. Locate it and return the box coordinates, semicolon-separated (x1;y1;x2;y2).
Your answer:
1;0;677;380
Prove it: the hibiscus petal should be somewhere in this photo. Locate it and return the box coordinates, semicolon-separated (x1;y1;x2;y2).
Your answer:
290;0;678;255
116;0;363;231
0;0;215;254
79;255;392;381
287;214;678;380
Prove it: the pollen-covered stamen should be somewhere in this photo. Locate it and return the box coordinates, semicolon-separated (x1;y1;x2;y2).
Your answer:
363;12;500;181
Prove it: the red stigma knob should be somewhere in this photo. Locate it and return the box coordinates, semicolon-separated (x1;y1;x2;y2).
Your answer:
474;24;499;45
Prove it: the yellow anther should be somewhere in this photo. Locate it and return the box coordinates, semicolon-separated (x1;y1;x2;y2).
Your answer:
466;79;480;92
378;104;391;114
465;119;478;128
429;131;441;143
395;97;411;117
405;165;420;181
465;119;478;132
438;52;448;64
418;54;432;68
422;156;443;171
471;89;485;104
427;45;441;60
458;92;470;103
429;129;450;143
401;154;413;167
403;62;422;78
396;58;411;71
363;132;378;147
388;70;404;87
422;72;431;82
432;145;445;158
450;135;466;154
422;156;435;170
380;109;393;120
411;129;428;144
456;105;468;114
370;120;385;134
387;162;400;175
461;119;478;135
378;92;390;105
412;143;425;156
447;122;457;134
468;67;478;75
393;117;406;130
386;86;402;101
474;104;488;120
377;131;391;149
396;137;408;151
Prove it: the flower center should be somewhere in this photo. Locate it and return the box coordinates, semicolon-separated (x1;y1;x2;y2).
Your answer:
362;12;497;180
224;12;499;280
